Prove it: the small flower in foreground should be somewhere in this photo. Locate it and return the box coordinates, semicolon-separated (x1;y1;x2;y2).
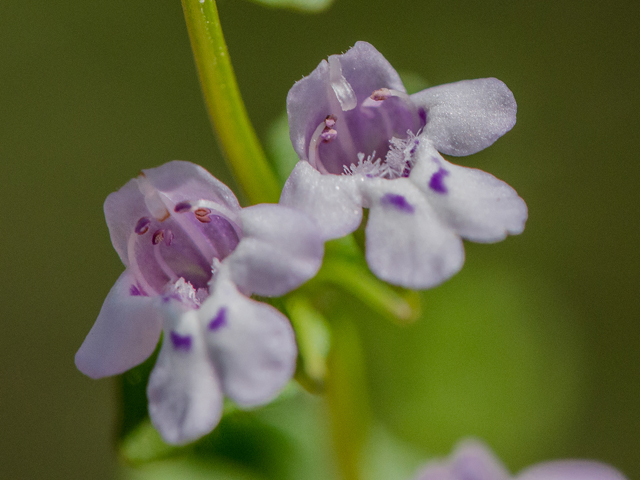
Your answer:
281;41;528;289
414;439;628;480
75;161;324;444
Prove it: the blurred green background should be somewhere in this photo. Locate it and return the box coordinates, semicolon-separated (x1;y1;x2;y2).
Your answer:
1;0;638;478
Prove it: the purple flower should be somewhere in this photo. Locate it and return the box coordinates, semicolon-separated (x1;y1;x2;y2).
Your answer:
281;42;528;289
75;161;324;444
414;439;628;480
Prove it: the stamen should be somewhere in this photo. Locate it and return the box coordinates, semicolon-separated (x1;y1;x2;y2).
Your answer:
137;176;170;221
328;55;357;111
135;217;151;235
324;114;336;129
164;229;174;246
320;128;337;142
362;87;414;108
308;117;337;174
194;208;212;223
370;88;392;101
152;229;164;245
174;201;192;213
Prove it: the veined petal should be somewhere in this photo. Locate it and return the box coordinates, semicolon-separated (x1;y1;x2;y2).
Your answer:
147;306;223;445
224;204;324;297
199;277;297;407
362;178;465;289
75;270;162;379
280;161;363;240
287;41;405;161
410;144;527;243
411;78;517;156
516;461;628;480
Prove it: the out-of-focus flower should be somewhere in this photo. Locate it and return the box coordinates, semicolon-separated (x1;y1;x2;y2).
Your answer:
281;41;527;289
75;161;324;444
414;439;627;480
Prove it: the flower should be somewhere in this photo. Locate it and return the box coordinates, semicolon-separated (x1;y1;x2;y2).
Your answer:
414;439;628;480
281;41;527;289
75;161;324;444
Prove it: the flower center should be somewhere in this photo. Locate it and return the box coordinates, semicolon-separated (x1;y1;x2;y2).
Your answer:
127;177;241;296
307;57;426;177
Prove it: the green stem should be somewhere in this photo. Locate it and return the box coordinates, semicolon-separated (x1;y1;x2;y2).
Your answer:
314;257;420;325
181;0;280;205
325;317;369;480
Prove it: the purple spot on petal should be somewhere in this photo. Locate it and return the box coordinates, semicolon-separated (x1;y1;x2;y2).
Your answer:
161;293;182;304
381;193;415;213
170;331;192;351
418;108;427;125
135;217;151;235
208;307;227;331
129;284;144;296
429;168;450;194
174;201;192;213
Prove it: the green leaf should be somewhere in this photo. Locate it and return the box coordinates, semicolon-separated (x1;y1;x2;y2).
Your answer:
243;0;334;13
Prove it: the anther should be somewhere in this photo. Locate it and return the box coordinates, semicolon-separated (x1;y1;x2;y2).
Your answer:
152;229;164;245
324;114;337;129
320;128;337;143
174;201;192;213
194;208;212;223
135;217;151;235
370;88;392;101
164;229;174;246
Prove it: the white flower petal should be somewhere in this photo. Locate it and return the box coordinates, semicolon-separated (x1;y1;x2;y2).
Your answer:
224;204;324;297
516;461;628;480
410;144;527;243
280;161;363;240
75;270;162;379
362;178;465;289
147;307;223;445
411;78;517;156
199;277;297;407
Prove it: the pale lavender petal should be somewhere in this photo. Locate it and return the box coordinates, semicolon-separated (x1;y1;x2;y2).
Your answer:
414;440;510;480
411;78;517;156
199;277;297;407
410;145;527;242
516;461;628;480
75;270;162;379
449;440;511;480
147;308;223;445
287;41;405;161
142;160;241;213
280;161;363;240
363;178;465;289
104;179;149;266
224;204;324;297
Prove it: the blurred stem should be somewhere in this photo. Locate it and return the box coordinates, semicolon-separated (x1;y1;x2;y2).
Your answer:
325;317;370;480
181;0;280;204
314;256;420;325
